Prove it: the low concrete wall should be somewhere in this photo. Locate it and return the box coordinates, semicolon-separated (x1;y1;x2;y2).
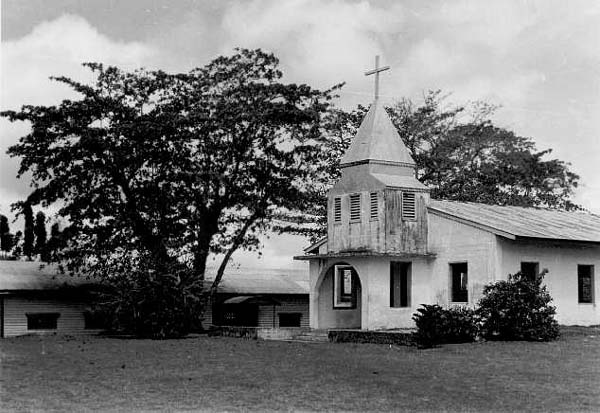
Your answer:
209;326;307;340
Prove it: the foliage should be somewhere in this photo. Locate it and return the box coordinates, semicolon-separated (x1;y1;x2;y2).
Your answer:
477;270;560;341
412;304;478;348
21;202;34;259
34;211;47;260
3;49;336;337
93;255;204;339
0;214;12;255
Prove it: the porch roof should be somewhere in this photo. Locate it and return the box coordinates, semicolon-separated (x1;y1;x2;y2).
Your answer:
294;251;436;260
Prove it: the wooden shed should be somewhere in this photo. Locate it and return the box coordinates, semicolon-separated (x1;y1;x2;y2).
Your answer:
204;267;309;329
0;261;101;338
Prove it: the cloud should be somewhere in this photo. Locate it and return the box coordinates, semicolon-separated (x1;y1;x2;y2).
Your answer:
0;14;156;215
219;0;406;91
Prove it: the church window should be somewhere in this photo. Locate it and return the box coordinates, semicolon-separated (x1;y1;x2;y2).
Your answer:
578;265;594;304
520;262;539;280
370;192;378;220
333;197;341;223
349;194;361;221
450;263;468;303
334;264;356;308
402;192;416;220
26;313;60;330
390;262;411;308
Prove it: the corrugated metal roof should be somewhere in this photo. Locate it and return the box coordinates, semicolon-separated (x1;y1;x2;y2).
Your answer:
0;261;99;291
429;200;600;243
205;267;308;295
0;261;308;295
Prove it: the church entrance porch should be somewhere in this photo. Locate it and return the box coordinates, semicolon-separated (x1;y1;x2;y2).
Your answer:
314;263;362;329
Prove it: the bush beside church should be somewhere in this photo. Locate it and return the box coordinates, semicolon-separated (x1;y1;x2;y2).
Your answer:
413;271;560;348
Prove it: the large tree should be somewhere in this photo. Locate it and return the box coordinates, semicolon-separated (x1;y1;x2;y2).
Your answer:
3;49;336;337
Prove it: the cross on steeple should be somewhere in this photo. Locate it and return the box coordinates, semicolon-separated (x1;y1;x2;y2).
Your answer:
364;55;390;101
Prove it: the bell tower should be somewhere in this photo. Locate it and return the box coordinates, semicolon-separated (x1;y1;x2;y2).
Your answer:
327;57;430;254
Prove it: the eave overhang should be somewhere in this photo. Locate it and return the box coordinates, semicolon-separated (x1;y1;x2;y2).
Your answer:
294;251;436;261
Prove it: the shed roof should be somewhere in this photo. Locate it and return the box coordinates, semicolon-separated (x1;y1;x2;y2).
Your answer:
340;100;415;167
429;200;600;243
0;261;100;291
206;267;308;295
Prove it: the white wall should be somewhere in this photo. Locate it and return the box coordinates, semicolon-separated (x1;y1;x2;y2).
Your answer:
498;238;600;326
2;296;93;337
428;213;498;307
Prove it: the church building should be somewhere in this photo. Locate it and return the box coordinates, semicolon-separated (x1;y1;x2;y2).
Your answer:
295;61;600;330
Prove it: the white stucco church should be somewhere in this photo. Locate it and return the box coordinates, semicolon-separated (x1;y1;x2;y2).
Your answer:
295;60;600;330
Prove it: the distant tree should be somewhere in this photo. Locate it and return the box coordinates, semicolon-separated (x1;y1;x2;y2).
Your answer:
12;230;22;259
34;211;47;260
0;215;12;258
20;202;35;260
3;49;337;337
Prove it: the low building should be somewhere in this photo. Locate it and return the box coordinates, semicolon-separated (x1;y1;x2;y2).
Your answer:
204;267;309;329
0;261;101;338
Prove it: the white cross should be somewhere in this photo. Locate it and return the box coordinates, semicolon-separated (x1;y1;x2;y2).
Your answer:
364;55;390;101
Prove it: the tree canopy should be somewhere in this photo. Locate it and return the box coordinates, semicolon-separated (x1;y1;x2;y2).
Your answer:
3;49;337;337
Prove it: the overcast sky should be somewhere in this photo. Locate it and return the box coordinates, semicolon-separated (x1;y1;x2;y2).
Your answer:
2;0;599;269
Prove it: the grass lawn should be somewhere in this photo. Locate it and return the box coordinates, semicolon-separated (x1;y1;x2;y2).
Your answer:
1;328;599;412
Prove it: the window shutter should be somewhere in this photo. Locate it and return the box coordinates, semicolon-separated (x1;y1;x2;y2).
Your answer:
402;192;416;220
370;192;378;220
349;194;361;221
333;197;341;223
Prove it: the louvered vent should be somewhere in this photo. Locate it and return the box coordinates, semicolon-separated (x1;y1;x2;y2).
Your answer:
370;192;378;220
349;194;361;221
334;197;341;223
402;192;416;220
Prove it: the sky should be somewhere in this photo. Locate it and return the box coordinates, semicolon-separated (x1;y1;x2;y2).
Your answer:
1;0;599;270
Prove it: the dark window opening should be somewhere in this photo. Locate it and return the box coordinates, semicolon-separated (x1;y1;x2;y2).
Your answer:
521;262;539;280
27;313;60;330
279;313;302;327
390;262;411;308
578;265;594;304
451;263;468;303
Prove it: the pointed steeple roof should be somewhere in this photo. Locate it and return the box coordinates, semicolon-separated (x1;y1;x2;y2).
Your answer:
340;99;415;168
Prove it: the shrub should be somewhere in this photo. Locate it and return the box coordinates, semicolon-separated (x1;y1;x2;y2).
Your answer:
477;270;559;341
412;304;478;348
96;257;205;339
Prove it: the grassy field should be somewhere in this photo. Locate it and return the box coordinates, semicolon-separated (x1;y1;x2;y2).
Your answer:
1;328;599;412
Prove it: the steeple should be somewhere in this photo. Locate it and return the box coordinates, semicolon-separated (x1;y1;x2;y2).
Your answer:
340;99;416;169
326;56;429;255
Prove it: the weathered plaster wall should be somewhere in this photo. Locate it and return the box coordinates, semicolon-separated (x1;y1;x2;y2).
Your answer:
428;213;497;307
497;238;600;326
